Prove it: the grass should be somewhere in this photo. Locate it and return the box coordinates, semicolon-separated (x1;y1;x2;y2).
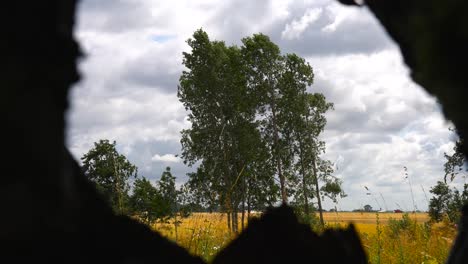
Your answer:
152;213;236;260
149;212;457;263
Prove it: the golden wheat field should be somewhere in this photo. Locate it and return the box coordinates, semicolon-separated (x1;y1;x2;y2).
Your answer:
321;212;429;235
150;212;456;263
322;212;429;224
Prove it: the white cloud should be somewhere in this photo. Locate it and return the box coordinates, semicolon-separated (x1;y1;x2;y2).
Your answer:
321;2;368;33
68;0;456;211
309;47;453;210
282;8;322;40
151;154;180;163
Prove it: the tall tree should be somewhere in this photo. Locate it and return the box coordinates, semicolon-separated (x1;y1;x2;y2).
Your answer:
158;167;178;221
278;53;342;226
158;166;184;241
278;53;316;220
428;181;468;223
428;129;468;223
178;30;229;228
129;177;164;224
241;34;288;203
185;167;221;212
179;29;263;233
178;30;338;230
304;94;340;227
81;139;137;214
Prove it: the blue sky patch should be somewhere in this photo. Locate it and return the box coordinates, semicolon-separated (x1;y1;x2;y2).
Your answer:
151;34;176;43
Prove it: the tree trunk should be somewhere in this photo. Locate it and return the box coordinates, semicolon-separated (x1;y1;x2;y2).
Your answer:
224;177;232;233
247;188;251;223
227;211;231;233
312;156;324;227
231;210;238;233
271;102;287;204
233;211;236;233
174;214;178;243
112;153;123;214
299;144;310;220
302;174;310;219
276;156;287;204
226;185;232;233
241;186;245;231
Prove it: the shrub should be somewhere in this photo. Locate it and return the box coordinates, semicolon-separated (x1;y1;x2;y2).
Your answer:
428;181;468;223
387;213;416;238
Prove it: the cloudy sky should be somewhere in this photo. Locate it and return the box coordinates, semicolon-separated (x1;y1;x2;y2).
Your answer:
67;0;460;211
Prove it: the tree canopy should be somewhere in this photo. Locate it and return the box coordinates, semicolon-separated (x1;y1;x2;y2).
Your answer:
429;129;468;223
130;177;164;223
444;129;467;183
178;29;343;231
81;139;137;214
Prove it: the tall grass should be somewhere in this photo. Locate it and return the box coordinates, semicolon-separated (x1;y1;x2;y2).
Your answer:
358;213;456;263
151;213;239;261
149;212;456;263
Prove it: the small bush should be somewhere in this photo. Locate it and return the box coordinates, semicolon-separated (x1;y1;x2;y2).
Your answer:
387;213;415;238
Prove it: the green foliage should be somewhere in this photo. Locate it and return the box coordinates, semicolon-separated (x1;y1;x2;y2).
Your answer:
178;29;339;232
290;202;322;231
444;130;466;183
429;130;467;224
316;159;346;203
130;166;193;226
374;212;382;264
387;213;416;239
81;140;191;224
158;167;178;222
177;183;202;217
179;29;283;232
184;169;220;212
358;212;456;264
321;180;345;202
428;181;468;223
81;139;137;214
130;177;164;224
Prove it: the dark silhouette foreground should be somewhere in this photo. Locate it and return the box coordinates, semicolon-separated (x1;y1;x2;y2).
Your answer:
2;0;467;263
213;205;366;264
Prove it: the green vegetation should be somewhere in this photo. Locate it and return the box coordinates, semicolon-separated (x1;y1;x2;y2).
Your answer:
149;212;456;263
428;132;467;223
428;181;468;223
82;140;192;228
444;129;467;183
178;29;344;231
81;139;137;214
130;176;164;223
